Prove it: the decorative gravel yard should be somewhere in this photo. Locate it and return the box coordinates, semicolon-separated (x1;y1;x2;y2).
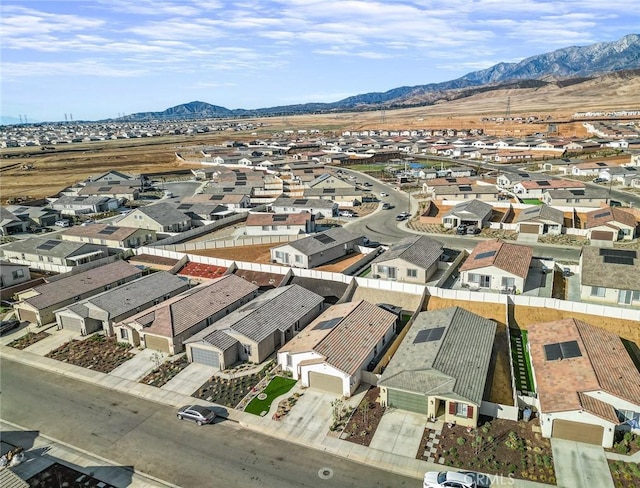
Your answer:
244;376;296;416
139;354;189;387
192;362;274;408
609;459;640;488
45;335;134;373
8;330;49;350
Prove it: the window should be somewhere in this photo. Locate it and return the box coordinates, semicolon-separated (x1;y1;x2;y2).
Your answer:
243;344;252;356
591;286;605;297
120;328;128;340
502;277;515;288
617;409;640;423
271;225;277;231
38;255;44;261
456;403;468;417
295;255;303;263
286;354;292;367
407;269;417;278
262;226;269;231
12;269;24;279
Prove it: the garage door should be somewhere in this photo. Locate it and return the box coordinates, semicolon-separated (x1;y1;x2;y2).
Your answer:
308;371;343;395
17;307;38;325
591;230;615;241
144;334;171;354
519;223;540;234
190;347;220;368
59;315;84;333
552;419;604;445
387;389;427;414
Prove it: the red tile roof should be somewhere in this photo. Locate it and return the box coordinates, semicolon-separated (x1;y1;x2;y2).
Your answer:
178;262;227;280
459;239;532;278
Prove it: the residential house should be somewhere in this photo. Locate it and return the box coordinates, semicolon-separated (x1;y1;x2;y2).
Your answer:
78;184;140;202
50;195;119;215
378;307;496;428
306;173;356;190
115;274;259;355
527;318;640;447
185;284;324;369
55;271;189;336
579;247;640;307
0;261;30;288
1;237;108;272
584;207;638;241
303;187;364;207
514;204;564;235
441;200;493;229
245;213;315;236
186;193;250;209
173;202;231;222
541;188;611;208
429;185;500;202
4;204;60;230
59;224;157;249
278;300;397;397
459;239;533;293
513;179;584;199
270;227;363;268
0;207;28;235
370;235;443;283
86;170;136;184
571;161;614;176
14;260;142;326
270;197;338;219
115;202;192;233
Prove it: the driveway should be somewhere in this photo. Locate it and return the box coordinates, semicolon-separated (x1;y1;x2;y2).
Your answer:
162;362;214;395
109;348;166;382
369;409;426;457
23;328;79;356
551;438;614;488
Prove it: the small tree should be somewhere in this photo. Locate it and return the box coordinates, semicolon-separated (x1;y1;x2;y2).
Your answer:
360;401;370;425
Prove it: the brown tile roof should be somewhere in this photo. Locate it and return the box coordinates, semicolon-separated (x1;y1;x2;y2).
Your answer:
578;392;619;424
245;213;311;226
128;253;178;267
520;179;584;189
178;262;227;280
585;206;638;229
128;274;258;338
232;269;285;289
459;239;533;278
313;300;397;375
527;318;640;415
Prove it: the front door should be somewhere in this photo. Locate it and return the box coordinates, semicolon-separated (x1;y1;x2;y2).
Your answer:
388;267;397;280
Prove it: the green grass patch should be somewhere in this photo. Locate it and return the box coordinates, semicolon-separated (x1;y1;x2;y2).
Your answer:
522;199;542;205
510;329;535;393
344;164;387;172
245;376;296;416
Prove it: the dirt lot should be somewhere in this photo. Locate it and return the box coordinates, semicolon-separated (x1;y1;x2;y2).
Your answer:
189;243;276;264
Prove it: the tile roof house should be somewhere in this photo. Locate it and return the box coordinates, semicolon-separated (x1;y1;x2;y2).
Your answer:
55;271;189;336
441;199;493;229
4;204;60;230
270;197;338;219
270;227;363;268
459;239;533;293
185;284;324;370
245;212;316;236
59;224;157;249
429;184;500;202
78;184;140;202
15;260;142;326
514;204;564;235
278;300;398;397
579;246;640;307
527;318;640;447
50;195;119;215
584;206;638;241
371;235;443;283
115;274;259;355
541;188;610;208
115;202;192;233
1;237;108;272
378;307;497;428
0;207;29;235
513;179;584;198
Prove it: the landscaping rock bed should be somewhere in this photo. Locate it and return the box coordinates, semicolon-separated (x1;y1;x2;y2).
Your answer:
139;355;189;387
341;387;385;446
45;335;134;373
8;331;49;350
417;416;556;484
192;362;273;408
609;459;640;487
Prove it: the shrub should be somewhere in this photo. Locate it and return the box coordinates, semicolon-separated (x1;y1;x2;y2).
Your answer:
456;437;466;446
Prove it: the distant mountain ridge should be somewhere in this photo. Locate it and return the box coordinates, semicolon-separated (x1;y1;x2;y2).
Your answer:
120;34;640;121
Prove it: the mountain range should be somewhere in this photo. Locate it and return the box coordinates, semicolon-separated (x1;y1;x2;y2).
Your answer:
121;34;640;121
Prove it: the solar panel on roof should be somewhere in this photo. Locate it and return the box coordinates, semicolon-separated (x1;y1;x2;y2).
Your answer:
210;195;223;200
446;178;456;182
603;255;635;265
537;181;550;186
177;204;192;210
98;186;111;191
313;317;342;330
37;240;61;250
273;215;287;222
413;326;445;344
599;249;637;258
293;199;308;204
459;185;472;191
596;162;606;166
98;226;119;235
592;211;611;219
314;234;336;244
223;188;233;192
559;340;582;359
544;343;562;361
569;189;585;195
323;188;335;193
475;250;496;260
236;181;247;186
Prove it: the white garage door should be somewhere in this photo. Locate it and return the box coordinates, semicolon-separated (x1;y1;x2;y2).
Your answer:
191;347;220;369
59;315;84;333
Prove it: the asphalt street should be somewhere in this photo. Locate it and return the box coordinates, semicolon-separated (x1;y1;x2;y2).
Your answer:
0;359;417;488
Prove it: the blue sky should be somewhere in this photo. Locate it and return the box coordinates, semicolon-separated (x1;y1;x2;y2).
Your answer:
1;0;638;122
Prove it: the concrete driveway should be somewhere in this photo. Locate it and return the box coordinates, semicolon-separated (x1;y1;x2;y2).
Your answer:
551;438;614;488
369;409;426;457
162;362;214;395
23;328;79;356
109;348;165;382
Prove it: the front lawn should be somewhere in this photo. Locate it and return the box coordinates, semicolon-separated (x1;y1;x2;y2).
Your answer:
522;199;542;205
245;376;296;416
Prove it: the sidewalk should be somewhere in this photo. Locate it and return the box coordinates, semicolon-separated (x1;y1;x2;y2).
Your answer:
1;344;551;487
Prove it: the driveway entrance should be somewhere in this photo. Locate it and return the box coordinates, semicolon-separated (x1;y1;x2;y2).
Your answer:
551;438;614;488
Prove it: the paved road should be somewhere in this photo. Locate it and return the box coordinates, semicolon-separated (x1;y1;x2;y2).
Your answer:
0;359;416;488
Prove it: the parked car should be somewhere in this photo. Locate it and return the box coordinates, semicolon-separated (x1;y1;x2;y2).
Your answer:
456;225;467;235
339;210;356;217
54;219;71;227
176;405;216;425
382;202;393;210
466;226;481;235
592;177;606;184
364;182;372;187
396;213;408;221
423;470;490;488
380;192;388;197
0;319;21;336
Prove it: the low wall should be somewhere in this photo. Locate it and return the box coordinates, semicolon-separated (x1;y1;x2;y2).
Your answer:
169;234;297;253
342;247;383;276
480;400;519;421
361;371;380;386
434;250;467;288
150;213;247;248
